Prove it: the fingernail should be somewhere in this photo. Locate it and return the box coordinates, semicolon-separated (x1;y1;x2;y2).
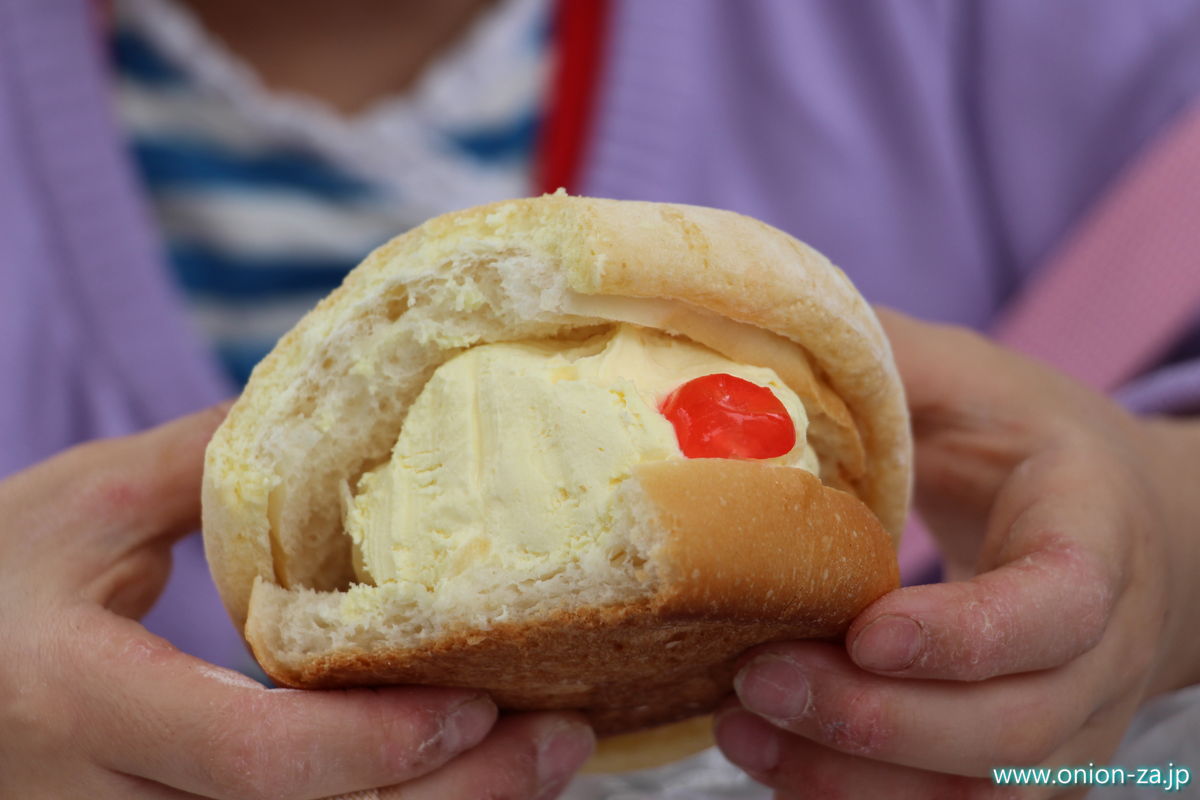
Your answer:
535;719;595;797
852;615;923;672
442;695;497;752
734;654;811;721
714;709;782;774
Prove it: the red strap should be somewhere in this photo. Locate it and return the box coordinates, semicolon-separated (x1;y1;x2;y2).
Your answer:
534;0;610;195
89;0;114;34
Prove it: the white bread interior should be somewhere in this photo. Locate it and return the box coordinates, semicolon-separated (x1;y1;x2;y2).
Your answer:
201;194;911;765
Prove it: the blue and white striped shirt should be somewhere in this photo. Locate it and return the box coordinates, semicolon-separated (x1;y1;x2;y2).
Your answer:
112;0;550;385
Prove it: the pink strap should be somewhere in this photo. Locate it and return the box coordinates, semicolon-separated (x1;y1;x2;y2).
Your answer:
993;102;1200;392
901;101;1200;583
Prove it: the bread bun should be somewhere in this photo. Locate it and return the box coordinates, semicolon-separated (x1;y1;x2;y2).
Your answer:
202;193;910;770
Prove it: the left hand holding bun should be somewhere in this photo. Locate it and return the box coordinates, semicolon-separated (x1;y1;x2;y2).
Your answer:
0;405;592;800
715;309;1200;798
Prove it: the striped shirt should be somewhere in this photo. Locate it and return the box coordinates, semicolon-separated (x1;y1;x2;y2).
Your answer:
111;0;550;386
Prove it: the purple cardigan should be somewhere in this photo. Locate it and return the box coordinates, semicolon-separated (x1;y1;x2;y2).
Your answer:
3;0;1200;667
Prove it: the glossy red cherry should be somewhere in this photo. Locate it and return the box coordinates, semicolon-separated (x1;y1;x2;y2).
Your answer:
658;373;796;459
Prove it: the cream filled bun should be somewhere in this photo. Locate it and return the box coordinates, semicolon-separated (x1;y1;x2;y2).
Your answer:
201;193;911;772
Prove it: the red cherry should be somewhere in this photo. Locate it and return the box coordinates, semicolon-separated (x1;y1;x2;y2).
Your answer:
658;373;796;459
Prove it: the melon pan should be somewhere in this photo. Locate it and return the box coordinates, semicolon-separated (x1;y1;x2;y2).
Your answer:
201;193;911;768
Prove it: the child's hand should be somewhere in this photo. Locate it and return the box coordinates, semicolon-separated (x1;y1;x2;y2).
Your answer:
715;309;1200;797
0;406;593;799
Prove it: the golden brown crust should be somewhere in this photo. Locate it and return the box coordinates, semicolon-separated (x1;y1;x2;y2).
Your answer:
638;459;899;622
252;606;843;736
245;464;898;737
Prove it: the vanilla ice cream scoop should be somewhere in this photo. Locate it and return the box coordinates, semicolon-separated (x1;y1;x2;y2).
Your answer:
344;324;819;592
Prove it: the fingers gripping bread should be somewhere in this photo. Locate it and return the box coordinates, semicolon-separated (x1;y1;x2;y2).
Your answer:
202;193;910;767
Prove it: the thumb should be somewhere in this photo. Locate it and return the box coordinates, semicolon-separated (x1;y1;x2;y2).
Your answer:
848;443;1126;681
77;614;497;800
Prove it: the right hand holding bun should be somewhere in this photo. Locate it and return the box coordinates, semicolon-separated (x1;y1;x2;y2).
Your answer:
717;311;1200;797
0;405;593;799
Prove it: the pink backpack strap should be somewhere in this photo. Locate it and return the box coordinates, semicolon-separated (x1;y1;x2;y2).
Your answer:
900;101;1200;583
993;102;1200;391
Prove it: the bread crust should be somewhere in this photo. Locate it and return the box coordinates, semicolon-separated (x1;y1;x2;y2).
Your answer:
642;460;899;621
245;464;896;736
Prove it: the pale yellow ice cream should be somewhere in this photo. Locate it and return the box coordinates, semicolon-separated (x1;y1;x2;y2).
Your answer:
344;324;819;589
